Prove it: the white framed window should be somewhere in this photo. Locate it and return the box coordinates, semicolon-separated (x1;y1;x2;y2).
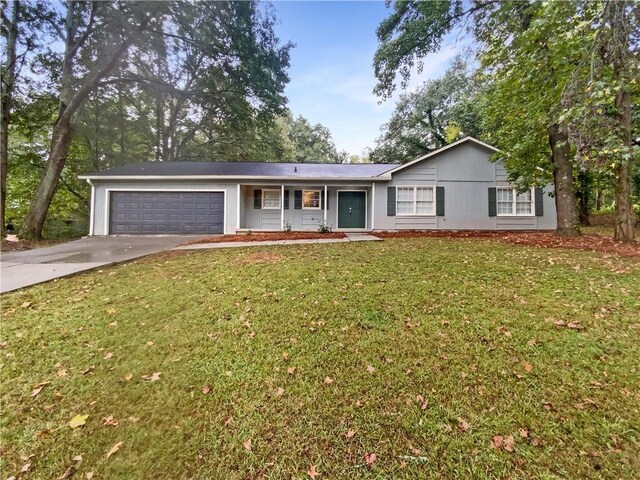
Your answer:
497;187;534;216
396;186;435;215
262;189;281;209
303;190;321;209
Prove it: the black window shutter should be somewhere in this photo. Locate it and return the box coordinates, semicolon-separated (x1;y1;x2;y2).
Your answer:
254;189;262;209
436;186;445;216
535;187;544;216
488;187;497;217
387;186;396;216
284;190;289;210
294;190;302;209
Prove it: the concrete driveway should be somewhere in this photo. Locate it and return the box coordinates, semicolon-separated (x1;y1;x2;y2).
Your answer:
1;235;206;293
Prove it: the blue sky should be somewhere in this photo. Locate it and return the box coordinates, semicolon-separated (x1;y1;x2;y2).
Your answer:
271;1;465;156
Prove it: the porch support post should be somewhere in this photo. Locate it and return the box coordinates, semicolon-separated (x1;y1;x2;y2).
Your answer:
281;184;285;230
323;185;328;225
86;179;95;236
371;182;375;230
236;184;241;231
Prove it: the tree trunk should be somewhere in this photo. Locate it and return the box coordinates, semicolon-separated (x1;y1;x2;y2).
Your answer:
613;88;634;241
548;124;580;237
1;0;19;237
21;119;73;238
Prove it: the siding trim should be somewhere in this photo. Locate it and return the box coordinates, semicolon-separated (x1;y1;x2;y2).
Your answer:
103;187;227;235
86;179;95;236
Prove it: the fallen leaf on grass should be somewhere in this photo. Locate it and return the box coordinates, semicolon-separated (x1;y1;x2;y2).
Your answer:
504;435;515;452
274;387;285;397
142;372;161;382
57;465;76;479
224;416;233;427
287;367;296;374
72;455;83;462
21;301;32;308
519;428;529;438
345;430;356;439
202;385;211;394
103;352;113;360
531;437;542;447
366;365;375;373
86;472;94;479
524;362;533;373
146;341;154;346
416;394;428;410
243;438;252;451
491;436;503;449
323;376;334;384
106;441;123;458
21;462;31;473
31;381;50;397
69;414;88;429
307;464;320;479
364;452;377;465
103;416;119;426
457;417;470;432
124;373;133;381
82;366;95;375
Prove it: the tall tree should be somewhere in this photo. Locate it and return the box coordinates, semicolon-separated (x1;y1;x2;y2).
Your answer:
21;1;166;238
1;0;19;236
561;0;639;241
370;57;482;164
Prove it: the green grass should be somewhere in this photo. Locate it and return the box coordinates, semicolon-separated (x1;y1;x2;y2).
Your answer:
1;238;639;479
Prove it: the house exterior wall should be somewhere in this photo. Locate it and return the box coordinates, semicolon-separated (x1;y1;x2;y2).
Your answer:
91;180;238;235
381;142;557;231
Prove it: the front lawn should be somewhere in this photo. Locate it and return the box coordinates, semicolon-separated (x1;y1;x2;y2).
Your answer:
1;238;639;479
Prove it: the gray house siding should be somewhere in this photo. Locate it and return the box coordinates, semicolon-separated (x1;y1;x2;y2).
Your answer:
385;142;557;231
91;180;238;235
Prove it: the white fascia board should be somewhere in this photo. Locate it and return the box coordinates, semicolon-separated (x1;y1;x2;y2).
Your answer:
380;137;500;176
78;175;393;182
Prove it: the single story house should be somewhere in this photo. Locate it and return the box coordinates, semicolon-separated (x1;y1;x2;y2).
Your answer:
79;137;557;235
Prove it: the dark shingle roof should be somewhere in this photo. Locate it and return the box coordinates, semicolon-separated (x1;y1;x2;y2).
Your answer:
83;161;396;179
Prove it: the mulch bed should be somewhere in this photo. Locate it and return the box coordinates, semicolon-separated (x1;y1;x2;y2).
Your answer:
185;232;347;245
1;238;73;253
374;230;640;258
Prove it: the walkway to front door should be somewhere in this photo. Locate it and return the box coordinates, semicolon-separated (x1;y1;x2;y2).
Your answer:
337;191;366;229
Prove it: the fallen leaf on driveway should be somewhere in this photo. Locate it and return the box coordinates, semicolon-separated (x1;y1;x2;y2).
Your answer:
307;464;320;479
106;441;123;459
69;414;88;429
243;438;252;451
31;381;50;397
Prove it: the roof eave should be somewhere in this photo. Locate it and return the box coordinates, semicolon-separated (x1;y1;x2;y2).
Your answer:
78;174;393;182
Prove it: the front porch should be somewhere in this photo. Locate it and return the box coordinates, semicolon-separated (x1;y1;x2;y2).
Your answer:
237;183;377;232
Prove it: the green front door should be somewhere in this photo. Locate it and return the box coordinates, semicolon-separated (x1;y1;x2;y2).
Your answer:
338;191;366;229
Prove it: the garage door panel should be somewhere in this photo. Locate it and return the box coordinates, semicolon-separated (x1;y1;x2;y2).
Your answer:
110;191;224;234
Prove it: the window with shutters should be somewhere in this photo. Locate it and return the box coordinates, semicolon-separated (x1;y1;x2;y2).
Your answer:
262;189;281;209
396;186;435;215
302;190;321;209
496;187;534;216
